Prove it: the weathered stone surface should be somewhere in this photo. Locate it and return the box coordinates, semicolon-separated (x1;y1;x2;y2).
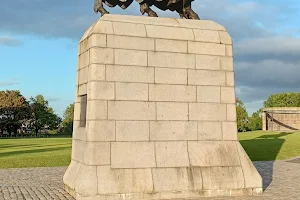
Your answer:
89;64;105;81
114;49;147;66
198;121;222;140
97;166;153;194
188;42;226;55
115;82;148;101
188;141;240;166
222;121;238;140
149;84;196;102
90;48;113;64
108;101;156;120
146;25;194;40
152;168;193;192
86;100;107;120
148;51;195;69
226;71;235;86
106;65;154;83
71;139;85;162
157;102;188;120
150;121;197;141
113;21;147;37
83;142;110;165
196;55;220;70
88;34;106;48
78;67;88;85
88;82;114;100
221;86;236;103
197;86;221;103
107;35;154;50
155;142;189;167
219;31;232;44
74;165;98;196
155;68;187;84
189;103;226;121
78;84;87;96
155;39;187;53
79;51;89;69
227;103;237;121
86;120;115;141
116;121;149;141
220;56;234;71
63;161;81;190
188;69;226;86
202;166;244;190
111;142;156;168
194;29;220;43
73;102;81;121
91;20;113;35
225;45;233;56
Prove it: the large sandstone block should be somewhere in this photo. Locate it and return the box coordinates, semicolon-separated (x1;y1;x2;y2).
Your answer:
107;35;154;51
111;142;156;168
86;120;115;142
106;65;154;83
157;102;189;120
115;82;148;101
148;51;195;69
155;68;187;84
155;39;187;53
108;101;156;120
116;121;149;141
149;84;196;102
150;121;197;141
155;141;190;167
64;14;262;200
189;103;227;121
97;167;153;194
188;141;240;166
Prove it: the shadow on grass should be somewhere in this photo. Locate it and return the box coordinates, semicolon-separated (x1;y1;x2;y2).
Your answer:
240;132;294;191
0;143;71;150
0;146;71;157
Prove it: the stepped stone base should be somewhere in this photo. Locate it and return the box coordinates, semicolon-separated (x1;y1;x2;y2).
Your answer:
63;14;263;199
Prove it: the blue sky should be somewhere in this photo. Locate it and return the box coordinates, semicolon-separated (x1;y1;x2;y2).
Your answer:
1;0;300;117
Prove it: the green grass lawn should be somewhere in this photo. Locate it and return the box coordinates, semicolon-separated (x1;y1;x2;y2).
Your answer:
0;138;72;168
238;130;300;161
0;130;299;168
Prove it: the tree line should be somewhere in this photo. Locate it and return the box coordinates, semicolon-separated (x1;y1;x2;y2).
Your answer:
236;92;300;132
0;90;73;137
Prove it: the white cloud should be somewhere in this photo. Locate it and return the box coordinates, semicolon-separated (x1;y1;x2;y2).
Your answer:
0;36;23;46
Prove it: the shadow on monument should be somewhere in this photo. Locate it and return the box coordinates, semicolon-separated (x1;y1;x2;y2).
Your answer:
240;132;294;191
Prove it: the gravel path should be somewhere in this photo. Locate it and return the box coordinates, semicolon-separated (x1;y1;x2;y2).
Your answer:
0;157;299;200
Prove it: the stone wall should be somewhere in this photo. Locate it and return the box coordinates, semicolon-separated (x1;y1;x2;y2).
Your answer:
63;14;262;200
262;107;300;131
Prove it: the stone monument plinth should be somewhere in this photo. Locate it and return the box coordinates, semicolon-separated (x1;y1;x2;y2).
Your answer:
63;14;263;200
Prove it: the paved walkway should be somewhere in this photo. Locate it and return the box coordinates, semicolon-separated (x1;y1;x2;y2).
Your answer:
0;158;299;200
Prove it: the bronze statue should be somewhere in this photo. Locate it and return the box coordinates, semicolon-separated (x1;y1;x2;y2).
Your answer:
94;0;200;20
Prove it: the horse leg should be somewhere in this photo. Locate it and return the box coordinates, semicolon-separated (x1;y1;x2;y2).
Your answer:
139;2;158;17
94;0;109;16
182;0;200;20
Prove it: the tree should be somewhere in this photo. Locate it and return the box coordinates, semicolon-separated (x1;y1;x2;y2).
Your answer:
236;98;249;132
28;95;61;137
264;92;300;107
0;90;29;136
62;103;74;135
248;109;262;131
